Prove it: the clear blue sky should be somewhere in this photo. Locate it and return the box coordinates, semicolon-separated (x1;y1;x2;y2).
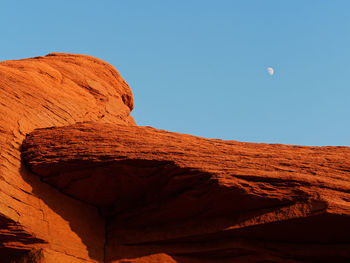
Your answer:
2;1;350;146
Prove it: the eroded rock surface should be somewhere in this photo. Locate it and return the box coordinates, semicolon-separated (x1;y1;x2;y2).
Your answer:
0;53;134;262
1;53;350;262
22;122;350;263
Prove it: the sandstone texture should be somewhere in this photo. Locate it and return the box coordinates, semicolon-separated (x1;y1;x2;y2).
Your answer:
0;53;133;262
22;122;350;263
1;53;350;262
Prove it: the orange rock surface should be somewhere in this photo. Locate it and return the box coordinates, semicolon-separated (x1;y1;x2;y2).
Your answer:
22;122;350;262
0;53;133;262
1;53;350;262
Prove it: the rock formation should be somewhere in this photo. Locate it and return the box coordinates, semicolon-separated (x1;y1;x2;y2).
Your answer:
1;53;350;262
0;53;133;263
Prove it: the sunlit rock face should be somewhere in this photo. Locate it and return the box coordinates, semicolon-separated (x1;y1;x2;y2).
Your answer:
0;53;133;263
1;53;350;262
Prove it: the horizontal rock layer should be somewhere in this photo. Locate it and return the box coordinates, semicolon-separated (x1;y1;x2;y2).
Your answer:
2;52;350;262
22;122;350;262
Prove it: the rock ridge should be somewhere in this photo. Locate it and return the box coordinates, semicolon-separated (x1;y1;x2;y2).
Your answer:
0;53;349;262
22;122;350;262
0;53;134;262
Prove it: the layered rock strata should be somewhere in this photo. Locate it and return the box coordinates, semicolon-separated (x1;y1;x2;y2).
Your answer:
0;53;133;262
0;53;349;262
21;122;350;263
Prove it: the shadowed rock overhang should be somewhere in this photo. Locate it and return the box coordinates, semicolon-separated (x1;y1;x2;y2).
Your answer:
1;53;350;263
22;122;350;263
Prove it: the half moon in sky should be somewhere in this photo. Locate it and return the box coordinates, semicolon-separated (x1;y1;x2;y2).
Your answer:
267;67;274;76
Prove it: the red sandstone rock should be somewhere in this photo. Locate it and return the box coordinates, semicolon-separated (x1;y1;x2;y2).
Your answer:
0;53;134;262
22;122;350;263
1;53;350;262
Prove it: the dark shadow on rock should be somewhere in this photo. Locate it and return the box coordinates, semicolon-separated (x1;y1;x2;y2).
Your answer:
9;249;44;263
19;129;350;262
0;210;47;263
19;162;105;262
0;247;29;263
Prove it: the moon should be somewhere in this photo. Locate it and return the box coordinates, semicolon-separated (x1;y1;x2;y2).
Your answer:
267;67;274;76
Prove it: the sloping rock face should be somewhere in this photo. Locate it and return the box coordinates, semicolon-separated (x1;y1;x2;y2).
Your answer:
1;53;350;263
0;53;134;262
